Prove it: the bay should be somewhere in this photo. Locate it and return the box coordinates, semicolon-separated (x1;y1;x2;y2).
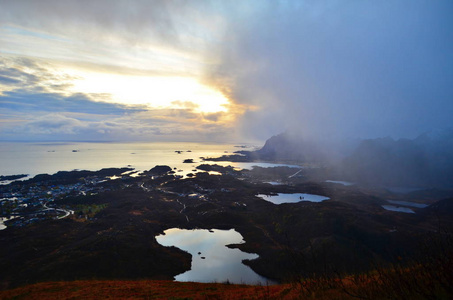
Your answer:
0;142;262;179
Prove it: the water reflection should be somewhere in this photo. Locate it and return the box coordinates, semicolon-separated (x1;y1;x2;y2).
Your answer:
381;205;415;214
257;193;330;204
156;228;272;285
325;180;355;186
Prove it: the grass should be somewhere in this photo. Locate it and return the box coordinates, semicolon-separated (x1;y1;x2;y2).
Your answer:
1;230;451;299
0;258;451;300
73;203;108;219
0;280;300;300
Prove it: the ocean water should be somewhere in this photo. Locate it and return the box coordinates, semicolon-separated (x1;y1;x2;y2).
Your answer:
0;142;263;180
0;142;304;180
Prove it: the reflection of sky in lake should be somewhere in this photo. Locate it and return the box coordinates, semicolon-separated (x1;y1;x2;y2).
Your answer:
381;205;415;214
0;216;17;230
156;228;272;285
257;193;329;204
265;181;281;185
0;218;6;230
325;180;355;186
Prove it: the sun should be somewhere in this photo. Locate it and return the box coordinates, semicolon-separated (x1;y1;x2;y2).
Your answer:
67;71;230;114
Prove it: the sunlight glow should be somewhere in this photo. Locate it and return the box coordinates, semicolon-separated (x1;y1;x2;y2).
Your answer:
68;71;229;113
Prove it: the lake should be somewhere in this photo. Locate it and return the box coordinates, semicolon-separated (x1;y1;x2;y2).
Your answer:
387;200;428;208
0;218;7;230
155;228;273;285
325;180;355;186
256;193;330;204
381;205;415;214
0;216;17;230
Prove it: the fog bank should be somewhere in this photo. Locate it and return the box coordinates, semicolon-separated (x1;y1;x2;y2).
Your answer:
208;1;453;142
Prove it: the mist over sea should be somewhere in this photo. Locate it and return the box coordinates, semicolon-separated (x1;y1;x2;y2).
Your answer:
0;142;247;179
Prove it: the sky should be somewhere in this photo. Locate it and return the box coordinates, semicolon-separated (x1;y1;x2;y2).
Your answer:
1;0;452;143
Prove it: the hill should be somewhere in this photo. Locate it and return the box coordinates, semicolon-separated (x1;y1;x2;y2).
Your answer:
342;131;453;188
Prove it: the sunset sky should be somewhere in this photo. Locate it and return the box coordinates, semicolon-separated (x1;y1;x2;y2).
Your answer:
1;0;452;142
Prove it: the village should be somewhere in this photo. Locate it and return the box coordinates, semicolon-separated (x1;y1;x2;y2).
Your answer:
0;170;131;228
0;165;233;229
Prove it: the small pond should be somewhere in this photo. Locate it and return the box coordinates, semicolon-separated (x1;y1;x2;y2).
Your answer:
156;228;273;285
0;216;17;230
0;218;6;230
325;180;355;186
256;193;330;204
387;200;428;208
381;205;415;214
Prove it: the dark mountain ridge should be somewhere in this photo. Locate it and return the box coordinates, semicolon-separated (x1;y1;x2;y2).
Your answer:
254;131;327;163
249;130;453;188
342;131;453;188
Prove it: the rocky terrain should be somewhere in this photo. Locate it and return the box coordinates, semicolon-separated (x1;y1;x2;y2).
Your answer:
1;163;452;291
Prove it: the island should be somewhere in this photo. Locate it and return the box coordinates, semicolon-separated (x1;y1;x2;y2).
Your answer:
0;174;28;181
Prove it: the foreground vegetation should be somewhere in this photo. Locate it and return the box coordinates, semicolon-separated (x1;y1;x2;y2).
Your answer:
1;230;452;299
1;256;451;300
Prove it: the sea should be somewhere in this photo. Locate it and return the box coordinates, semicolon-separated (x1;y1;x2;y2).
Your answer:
0;141;294;284
0;141;299;181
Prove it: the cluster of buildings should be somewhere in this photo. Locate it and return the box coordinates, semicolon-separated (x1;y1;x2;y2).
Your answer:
0;176;119;228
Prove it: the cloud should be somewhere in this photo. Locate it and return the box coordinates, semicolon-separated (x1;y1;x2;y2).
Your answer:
4;1;450;144
1;90;145;115
207;1;453;141
0;57;238;142
23;114;86;135
0;75;21;85
0;0;225;74
0;56;74;92
1;99;238;142
1;1;182;45
0;57;148;123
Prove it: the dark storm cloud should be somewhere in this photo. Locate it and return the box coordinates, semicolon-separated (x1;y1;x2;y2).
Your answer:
210;0;453;141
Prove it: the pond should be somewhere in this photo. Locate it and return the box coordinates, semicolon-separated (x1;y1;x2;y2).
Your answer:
0;216;17;230
155;228;273;285
387;200;428;208
325;180;355;186
256;193;330;204
381;205;415;214
264;181;282;185
0;218;6;230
